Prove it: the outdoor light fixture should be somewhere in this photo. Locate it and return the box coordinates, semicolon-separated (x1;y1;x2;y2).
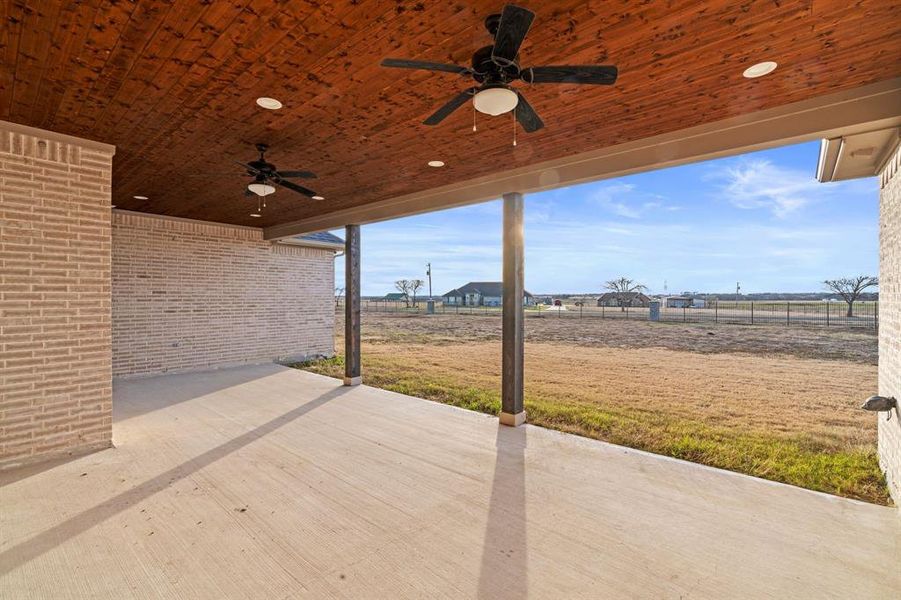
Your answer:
742;61;778;78
133;195;148;200
247;182;276;197
473;86;519;116
311;195;325;201
427;160;445;168
255;97;283;110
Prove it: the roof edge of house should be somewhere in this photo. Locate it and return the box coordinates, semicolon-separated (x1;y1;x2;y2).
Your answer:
278;237;344;250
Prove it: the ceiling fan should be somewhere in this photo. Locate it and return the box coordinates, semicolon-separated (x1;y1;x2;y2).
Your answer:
236;143;323;200
380;4;618;133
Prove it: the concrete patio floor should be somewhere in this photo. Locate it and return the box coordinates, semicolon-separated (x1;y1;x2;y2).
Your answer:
1;364;898;599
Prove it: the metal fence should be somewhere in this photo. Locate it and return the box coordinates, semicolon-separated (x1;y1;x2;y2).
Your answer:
336;299;879;329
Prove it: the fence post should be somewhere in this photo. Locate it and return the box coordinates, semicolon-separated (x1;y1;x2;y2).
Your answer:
602;305;605;319
715;301;718;323
826;302;829;327
751;301;754;325
875;302;878;331
683;307;686;322
786;302;790;326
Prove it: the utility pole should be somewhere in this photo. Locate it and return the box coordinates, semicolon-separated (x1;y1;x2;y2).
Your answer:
426;262;432;299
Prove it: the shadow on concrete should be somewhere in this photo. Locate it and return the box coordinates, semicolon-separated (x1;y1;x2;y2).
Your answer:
0;449;108;488
0;385;349;576
113;363;292;422
476;424;528;600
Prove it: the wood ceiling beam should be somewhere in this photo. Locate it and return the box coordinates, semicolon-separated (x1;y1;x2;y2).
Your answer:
264;78;901;240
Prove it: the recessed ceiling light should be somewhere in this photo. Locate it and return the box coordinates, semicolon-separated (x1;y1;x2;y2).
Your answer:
133;195;148;200
256;97;283;110
742;61;777;78
249;212;262;218
311;195;325;201
427;160;445;168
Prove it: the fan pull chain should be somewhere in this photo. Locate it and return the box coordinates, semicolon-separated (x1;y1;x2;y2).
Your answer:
472;101;477;132
512;107;517;147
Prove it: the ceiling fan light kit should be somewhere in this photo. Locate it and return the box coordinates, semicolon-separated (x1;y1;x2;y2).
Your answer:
233;142;320;209
473;85;519;116
247;182;276;197
380;4;618;134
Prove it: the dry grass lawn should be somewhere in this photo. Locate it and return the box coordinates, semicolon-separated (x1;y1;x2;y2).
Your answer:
296;313;888;504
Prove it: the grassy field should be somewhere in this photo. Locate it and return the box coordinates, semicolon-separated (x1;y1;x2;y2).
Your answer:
295;313;889;505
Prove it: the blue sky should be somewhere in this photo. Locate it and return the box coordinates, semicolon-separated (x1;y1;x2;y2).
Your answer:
334;141;879;296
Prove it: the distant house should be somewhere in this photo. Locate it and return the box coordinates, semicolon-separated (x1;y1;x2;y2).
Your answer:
597;291;651;307
382;292;406;302
665;296;705;308
442;282;535;307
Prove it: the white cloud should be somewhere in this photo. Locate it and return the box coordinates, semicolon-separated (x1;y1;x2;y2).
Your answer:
713;159;825;218
587;183;677;219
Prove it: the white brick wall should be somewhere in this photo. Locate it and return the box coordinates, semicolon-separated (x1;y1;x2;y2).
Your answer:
112;211;336;377
0;123;114;469
878;142;901;505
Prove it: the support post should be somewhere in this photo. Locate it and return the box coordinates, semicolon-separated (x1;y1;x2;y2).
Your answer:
501;193;526;426
344;224;362;386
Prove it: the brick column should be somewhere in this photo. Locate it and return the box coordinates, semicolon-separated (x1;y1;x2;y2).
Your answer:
877;142;901;504
0;121;115;469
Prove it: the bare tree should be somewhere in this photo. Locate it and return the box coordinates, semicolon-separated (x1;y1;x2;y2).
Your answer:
823;276;878;317
334;286;345;308
394;279;412;307
604;277;648;312
410;279;425;307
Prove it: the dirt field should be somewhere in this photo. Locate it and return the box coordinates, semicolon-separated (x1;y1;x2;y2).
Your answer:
298;313;887;504
358;312;878;363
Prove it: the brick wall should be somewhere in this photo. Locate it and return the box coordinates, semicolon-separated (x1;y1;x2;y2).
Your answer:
878;142;901;505
112;211;336;377
0;122;114;469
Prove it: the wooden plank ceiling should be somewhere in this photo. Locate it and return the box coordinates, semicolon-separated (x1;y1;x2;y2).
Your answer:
2;0;899;227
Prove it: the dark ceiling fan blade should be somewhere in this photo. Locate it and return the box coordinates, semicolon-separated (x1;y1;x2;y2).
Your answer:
235;160;260;173
423;88;477;125
491;5;535;64
514;92;544;133
381;58;470;75
244;188;254;197
175;171;250;178
275;170;317;179
275;178;317;198
523;65;618;85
